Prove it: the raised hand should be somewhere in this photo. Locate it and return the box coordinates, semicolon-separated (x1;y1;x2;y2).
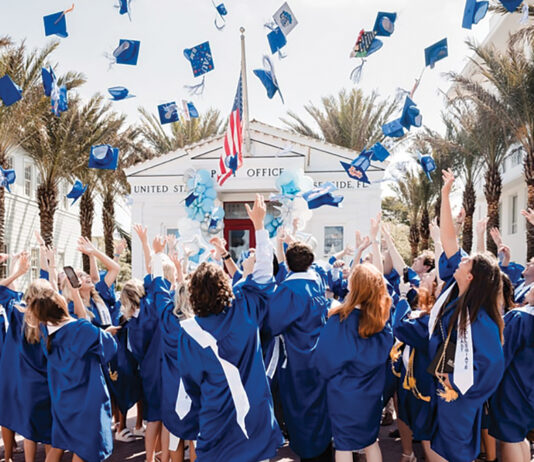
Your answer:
209;236;227;259
441;169;455;196
77;237;97;256
370;212;382;241
166;234;178;254
114;239;127;257
357;235;371;252
476;217;489;237
34;230;46;247
15;251;30;276
521;208;534;226
429;218;440;243
455;207;466;226
133;224;148;243
245;194;266;231
152;236;166;254
489;227;503;248
43;246;56;269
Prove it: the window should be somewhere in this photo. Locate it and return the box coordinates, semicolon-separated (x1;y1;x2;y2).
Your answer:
324;226;344;254
30;247;40;280
0;244;8;279
509;195;518;235
224;201;280;220
24;164;32;197
501;158;507;174
6;156;14;170
510;148;524;168
166;228;180;239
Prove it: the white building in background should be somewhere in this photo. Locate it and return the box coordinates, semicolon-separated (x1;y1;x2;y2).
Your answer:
125;120;386;279
4;147;115;287
448;11;531;264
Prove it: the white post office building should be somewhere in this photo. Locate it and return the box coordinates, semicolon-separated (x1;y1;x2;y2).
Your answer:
126;120;386;278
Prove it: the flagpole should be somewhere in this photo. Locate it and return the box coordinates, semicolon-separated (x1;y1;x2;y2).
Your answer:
240;27;251;156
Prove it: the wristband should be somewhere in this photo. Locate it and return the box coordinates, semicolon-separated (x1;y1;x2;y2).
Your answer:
114;253;121;257
222;253;231;261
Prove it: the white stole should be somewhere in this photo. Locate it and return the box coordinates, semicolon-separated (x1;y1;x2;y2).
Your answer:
0;305;8;333
181;317;250;438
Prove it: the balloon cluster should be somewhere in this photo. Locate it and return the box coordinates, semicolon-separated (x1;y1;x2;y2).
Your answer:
274;169;314;199
264;213;283;238
200;205;225;236
185;169;217;222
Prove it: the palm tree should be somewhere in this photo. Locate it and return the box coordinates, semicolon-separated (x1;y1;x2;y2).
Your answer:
138;107;223;155
0;40;69;253
281;88;399;151
450;39;534;256
390;169;423;260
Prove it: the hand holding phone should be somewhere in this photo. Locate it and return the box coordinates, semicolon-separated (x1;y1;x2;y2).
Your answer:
63;266;81;289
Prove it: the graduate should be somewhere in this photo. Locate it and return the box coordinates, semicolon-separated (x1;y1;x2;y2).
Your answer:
487;285;534;462
0;252;52;462
173;195;283;462
27;275;118;462
60;237;120;326
264;235;332;461
393;170;505;462
314;262;394;462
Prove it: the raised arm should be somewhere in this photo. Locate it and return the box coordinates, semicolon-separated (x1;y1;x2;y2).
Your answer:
113;239;127;263
475;217;488;254
245;194;273;284
382;222;405;276
0;252;29;290
521;208;534;226
429;218;443;284
133;224;152;275
66;276;87;321
210;236;238;277
369;212;383;274
42;246;59;292
353;235;371;267
440;169;459;258
77;237;120;288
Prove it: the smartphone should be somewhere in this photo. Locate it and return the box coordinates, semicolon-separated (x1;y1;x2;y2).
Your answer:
63;266;81;289
403;267;410;284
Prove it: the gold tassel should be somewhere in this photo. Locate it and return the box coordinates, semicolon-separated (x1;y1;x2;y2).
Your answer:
109;367;118;382
390;341;403;362
437;385;458;402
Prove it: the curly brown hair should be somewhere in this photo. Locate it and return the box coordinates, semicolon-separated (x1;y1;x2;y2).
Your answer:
286;242;314;272
189;262;234;317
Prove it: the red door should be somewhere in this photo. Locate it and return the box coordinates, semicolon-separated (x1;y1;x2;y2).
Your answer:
224;218;256;262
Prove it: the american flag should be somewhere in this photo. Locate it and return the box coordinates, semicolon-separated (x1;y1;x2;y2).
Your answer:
217;75;243;186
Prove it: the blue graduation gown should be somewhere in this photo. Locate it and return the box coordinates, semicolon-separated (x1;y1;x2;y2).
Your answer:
392;299;434;441
488;306;534;442
46;318;117;462
176;276;283;462
314;309;393;450
105;311;143;415
67;279;118;328
152;277;200;440
127;275;163;422
0;286;51;443
264;270;331;459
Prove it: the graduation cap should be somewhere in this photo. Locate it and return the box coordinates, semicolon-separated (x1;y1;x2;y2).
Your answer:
0;75;22;107
108;86;134;100
213;1;227;30
340;149;372;184
224;154;239;175
185;192;198;207
273;2;298;36
42;67;56;97
43;5;74;38
51;85;68;116
369;142;391;162
66;180;87;205
118;0;131;17
184;42;214;78
499;0;523;12
462;0;489;29
350;30;382;59
253;56;284;103
185;101;199;118
267;27;287;56
373;12;396;37
382;96;422;138
302;182;344;210
113;39;141;66
0;167;16;192
425;38;448;69
419;153;437;180
158;102;179;124
88;145;119;170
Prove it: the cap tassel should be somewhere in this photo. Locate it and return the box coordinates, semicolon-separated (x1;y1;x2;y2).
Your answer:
350;59;366;83
104;41;131;70
54;3;75;24
520;2;529;25
184;76;206;96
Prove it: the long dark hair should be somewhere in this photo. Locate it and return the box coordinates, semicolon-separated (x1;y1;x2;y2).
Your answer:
443;253;504;342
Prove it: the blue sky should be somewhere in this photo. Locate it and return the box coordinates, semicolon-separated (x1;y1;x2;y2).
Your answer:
0;0;493;135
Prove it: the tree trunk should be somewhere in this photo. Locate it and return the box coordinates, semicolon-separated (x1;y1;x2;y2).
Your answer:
102;192;115;258
420;207;430;250
484;165;502;256
37;181;58;246
462;179;476;254
409;222;420;261
434;197;441;227
79;188;94;273
524;148;534;260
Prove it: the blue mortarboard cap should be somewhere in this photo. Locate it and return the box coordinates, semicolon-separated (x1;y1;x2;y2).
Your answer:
0;75;22;107
42;67;56;97
340;150;372;184
373;12;397;37
370;142;391;162
66;180;87;205
119;0;130;15
187;102;199;118
400;96;422;130
350;30;383;58
43;11;68;38
183;42;214;78
51;85;68;116
108;86;134;100
302;182;344;210
253;56;284;103
420;154;437;180
425;38;448;68
499;0;523;12
225;154;239;175
158;102;179;124
88;145;119;170
382;119;405;138
267;27;287;55
216;3;227;15
114;39;141;66
0;167;16;193
185;192;198;207
462;0;489;29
